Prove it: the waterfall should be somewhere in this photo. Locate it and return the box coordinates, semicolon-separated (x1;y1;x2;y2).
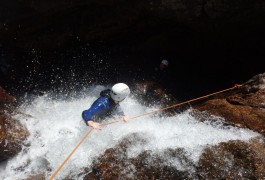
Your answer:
0;85;259;179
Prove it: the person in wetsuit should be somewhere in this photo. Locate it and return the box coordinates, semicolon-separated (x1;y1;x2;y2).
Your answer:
82;83;130;130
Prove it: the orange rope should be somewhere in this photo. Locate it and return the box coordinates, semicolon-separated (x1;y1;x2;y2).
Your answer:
49;84;241;179
101;84;242;126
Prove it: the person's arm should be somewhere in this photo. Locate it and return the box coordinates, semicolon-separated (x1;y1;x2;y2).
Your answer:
82;99;107;130
122;115;129;122
82;109;102;130
115;104;129;122
87;120;101;130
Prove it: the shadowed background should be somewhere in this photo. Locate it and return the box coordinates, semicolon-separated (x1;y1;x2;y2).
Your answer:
0;0;264;99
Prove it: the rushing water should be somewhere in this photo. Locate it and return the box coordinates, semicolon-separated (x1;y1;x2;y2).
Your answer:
0;85;260;179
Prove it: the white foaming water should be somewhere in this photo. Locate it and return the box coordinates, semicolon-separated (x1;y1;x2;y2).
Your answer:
0;85;260;179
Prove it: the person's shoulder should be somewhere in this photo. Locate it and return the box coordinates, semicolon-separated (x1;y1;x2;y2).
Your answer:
97;96;109;101
93;96;110;107
100;89;111;97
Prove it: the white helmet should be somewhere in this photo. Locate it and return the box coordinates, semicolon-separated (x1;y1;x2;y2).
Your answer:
161;59;169;66
110;83;130;102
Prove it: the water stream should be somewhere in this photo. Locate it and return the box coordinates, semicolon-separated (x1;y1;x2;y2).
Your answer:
0;85;260;179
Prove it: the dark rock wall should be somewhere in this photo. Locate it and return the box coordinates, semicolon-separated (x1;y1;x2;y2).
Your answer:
1;0;265;97
0;87;29;161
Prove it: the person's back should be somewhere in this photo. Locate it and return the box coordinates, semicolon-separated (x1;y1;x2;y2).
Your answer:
82;89;124;121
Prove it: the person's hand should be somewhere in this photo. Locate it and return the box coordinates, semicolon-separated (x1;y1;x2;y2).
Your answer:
122;115;129;122
87;121;102;130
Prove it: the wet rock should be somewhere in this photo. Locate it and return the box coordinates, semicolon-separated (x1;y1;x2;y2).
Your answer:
0;114;29;161
0;87;16;114
132;81;190;115
194;73;265;135
83;133;265;179
0;87;29;161
23;174;45;180
0;87;16;102
132;81;177;104
243;72;265;91
197;137;265;179
84;133;196;180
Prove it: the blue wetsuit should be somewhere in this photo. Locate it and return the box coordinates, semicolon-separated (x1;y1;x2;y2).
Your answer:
82;89;124;125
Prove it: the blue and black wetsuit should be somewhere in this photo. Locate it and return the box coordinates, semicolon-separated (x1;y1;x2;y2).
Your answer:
82;89;125;125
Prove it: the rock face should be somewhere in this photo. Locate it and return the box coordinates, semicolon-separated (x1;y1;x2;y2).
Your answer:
0;87;29;161
194;73;265;135
1;0;264;50
1;0;264;98
132;80;190;114
83;134;265;179
84;133;196;180
197;137;265;179
0;87;16;112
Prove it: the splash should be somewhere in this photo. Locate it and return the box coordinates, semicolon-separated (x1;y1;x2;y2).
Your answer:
0;85;260;179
